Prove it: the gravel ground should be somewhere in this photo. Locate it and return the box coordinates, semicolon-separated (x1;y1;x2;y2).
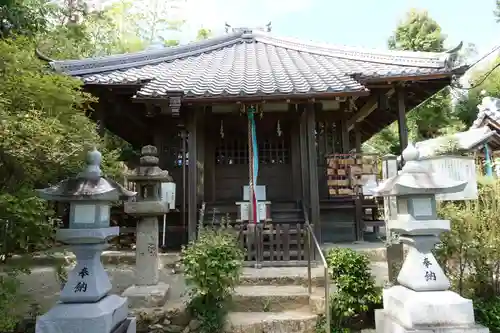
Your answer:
18;265;187;312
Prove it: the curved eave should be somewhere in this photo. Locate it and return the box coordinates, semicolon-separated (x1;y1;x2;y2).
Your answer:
355;64;469;83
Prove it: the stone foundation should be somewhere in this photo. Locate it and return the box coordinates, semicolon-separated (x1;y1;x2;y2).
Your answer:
375;309;489;333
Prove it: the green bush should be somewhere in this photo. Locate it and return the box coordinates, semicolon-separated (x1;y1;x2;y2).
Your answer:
0;274;22;332
437;176;500;330
181;224;245;333
324;248;382;330
474;297;500;333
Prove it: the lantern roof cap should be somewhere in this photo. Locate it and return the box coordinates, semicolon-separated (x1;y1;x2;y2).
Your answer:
37;148;136;202
126;145;173;182
374;143;467;197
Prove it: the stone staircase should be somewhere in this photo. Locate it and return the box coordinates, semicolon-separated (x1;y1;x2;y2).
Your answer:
225;267;326;333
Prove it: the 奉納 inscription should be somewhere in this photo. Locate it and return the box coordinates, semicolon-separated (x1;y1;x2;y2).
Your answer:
78;267;89;278
424;271;436;281
422;257;432;268
74;281;88;293
147;243;157;256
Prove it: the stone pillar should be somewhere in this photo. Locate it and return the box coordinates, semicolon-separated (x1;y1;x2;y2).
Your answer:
381;154;403;283
135;216;160;285
122;145;173;308
374;144;489;333
35;149;137;333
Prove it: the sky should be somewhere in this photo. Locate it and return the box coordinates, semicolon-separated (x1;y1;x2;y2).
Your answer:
176;0;500;63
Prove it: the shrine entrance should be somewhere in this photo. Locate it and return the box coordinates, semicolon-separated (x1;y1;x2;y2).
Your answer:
209;113;293;203
202;112;307;265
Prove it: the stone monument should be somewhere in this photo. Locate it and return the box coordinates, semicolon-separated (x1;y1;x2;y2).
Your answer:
122;145;173;308
35;148;137;333
374;143;489;333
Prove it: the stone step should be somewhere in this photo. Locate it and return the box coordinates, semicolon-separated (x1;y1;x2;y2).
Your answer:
232;285;311;312
239;266;326;287
225;308;317;333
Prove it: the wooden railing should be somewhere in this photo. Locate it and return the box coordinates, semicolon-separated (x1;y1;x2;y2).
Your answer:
201;203;308;265
232;222;308;265
303;202;331;333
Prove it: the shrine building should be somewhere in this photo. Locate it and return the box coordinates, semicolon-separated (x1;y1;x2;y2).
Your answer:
46;26;467;265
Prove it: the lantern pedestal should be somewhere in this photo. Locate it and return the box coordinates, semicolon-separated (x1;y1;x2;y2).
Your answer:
122;201;170;308
36;227;133;333
122;214;170;308
121;216;171;308
375;225;486;333
375;286;480;332
36;294;134;333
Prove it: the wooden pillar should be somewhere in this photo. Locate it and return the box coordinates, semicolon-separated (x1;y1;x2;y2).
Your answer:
95;99;106;138
307;103;320;242
290;107;302;202
196;108;206;203
204;109;216;202
354;124;362;153
187;108;198;241
353;123;364;241
299;105;310;206
341;115;350;153
396;86;409;153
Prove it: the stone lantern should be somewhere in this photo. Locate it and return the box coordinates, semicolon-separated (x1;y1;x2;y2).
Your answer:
122;145;173;308
373;143;489;333
35;148;136;333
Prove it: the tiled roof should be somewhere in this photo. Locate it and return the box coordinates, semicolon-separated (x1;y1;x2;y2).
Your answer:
50;30;463;99
471;96;500;129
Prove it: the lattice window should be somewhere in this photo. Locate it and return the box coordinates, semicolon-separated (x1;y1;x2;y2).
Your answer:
216;139;249;165
259;139;289;164
215;138;290;165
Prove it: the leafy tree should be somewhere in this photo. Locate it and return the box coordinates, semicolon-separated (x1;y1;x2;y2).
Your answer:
197;28;213;40
494;0;500;22
0;35;122;248
0;36;123;329
366;9;464;154
388;9;445;52
133;0;185;44
0;0;50;38
164;39;180;47
38;0;146;59
456;59;500;127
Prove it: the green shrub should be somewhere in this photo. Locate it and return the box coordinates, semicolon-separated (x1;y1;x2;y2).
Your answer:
181;224;245;333
474;297;500;333
324;248;382;330
0;274;22;332
437;176;500;330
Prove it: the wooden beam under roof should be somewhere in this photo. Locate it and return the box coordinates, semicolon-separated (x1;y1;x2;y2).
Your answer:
347;88;395;131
